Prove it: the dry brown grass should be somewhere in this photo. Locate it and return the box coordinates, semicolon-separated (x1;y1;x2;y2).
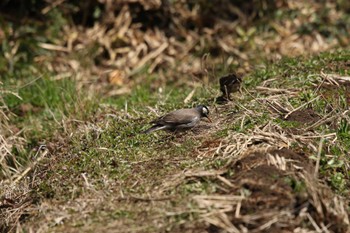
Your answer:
0;83;25;179
0;83;30;232
1;0;350;232
29;0;348;93
2;70;350;232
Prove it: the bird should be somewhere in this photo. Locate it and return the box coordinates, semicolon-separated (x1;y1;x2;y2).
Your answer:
142;105;212;134
219;73;242;101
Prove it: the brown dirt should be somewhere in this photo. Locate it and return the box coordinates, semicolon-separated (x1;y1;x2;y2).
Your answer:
285;108;320;125
320;82;350;106
325;60;350;73
2;106;350;232
235;164;296;211
232;148;312;173
197;148;350;232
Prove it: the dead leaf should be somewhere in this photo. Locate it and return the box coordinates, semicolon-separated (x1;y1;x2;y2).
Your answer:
108;70;126;86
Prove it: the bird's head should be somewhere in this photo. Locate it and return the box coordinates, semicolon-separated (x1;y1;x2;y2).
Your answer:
197;105;212;122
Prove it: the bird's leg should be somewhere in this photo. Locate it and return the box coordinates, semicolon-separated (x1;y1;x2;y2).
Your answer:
238;85;243;95
224;85;230;101
174;129;182;136
225;86;232;101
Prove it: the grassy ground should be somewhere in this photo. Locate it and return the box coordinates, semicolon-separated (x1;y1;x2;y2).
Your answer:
1;50;350;232
1;1;350;232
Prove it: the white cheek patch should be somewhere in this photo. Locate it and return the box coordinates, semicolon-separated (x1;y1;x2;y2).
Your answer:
202;107;208;114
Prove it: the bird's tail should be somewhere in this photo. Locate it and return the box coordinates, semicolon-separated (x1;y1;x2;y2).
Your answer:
141;125;167;134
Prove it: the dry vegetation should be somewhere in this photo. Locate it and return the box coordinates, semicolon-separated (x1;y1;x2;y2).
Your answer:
1;0;350;232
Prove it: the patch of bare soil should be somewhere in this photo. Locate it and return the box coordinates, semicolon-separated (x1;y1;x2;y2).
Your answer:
2;100;350;232
285;108;320;125
325;60;350;73
314;71;350;106
320;82;350;106
190;148;349;232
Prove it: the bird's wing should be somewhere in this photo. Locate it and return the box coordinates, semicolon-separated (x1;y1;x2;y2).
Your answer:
152;109;198;125
220;73;238;86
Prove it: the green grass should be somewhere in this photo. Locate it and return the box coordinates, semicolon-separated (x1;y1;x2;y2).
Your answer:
1;1;350;231
4;76;76;113
2;13;350;230
3;76;97;137
1;67;98;179
2;49;350;232
34;50;349;193
214;51;350;195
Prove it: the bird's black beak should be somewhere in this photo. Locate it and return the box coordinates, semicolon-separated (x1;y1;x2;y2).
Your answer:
206;116;212;123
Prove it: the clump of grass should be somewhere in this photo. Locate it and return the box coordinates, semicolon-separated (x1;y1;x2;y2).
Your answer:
3;47;350;232
0;82;20;178
1;70;98;180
